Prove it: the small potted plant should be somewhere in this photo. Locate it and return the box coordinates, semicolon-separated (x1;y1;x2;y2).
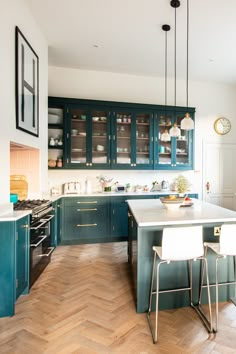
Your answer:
126;183;131;192
175;175;190;196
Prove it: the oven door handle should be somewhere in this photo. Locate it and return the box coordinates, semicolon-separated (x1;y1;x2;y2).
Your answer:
40;215;55;222
30;235;47;247
39;247;55;257
30;214;54;230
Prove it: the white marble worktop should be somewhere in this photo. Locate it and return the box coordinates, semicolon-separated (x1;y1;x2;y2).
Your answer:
127;198;236;227
0;210;31;222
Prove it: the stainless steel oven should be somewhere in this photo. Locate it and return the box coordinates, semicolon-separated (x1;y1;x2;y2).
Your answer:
30;213;54;287
14;199;55;287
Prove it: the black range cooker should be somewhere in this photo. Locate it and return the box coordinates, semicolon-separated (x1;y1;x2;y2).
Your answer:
14;199;55;287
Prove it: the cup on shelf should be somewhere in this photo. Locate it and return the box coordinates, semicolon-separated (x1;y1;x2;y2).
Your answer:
71;129;78;136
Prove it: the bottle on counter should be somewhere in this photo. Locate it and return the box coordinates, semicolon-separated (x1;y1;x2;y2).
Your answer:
85;178;92;194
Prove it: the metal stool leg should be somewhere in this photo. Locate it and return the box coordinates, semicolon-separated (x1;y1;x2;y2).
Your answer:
147;252;166;343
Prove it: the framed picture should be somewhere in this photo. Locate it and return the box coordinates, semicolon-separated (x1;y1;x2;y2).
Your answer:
15;26;39;137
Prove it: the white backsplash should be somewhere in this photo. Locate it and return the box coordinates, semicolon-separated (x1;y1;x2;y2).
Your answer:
48;169;201;196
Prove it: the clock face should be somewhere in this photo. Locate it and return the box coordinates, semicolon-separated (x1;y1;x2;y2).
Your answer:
214;117;231;135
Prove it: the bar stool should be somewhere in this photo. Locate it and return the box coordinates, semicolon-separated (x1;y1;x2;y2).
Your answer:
200;224;236;332
147;225;213;344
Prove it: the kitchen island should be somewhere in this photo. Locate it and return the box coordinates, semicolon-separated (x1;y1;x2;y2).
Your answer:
127;198;236;313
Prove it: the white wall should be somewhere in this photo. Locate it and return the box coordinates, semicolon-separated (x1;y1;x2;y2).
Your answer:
0;0;48;206
48;66;236;197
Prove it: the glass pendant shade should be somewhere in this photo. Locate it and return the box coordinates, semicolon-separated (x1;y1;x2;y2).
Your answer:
180;112;194;130
169;123;181;137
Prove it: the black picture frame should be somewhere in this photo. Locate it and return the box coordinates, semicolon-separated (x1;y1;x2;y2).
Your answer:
15;26;39;137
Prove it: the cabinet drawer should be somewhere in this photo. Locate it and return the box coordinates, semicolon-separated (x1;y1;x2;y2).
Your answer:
62;204;108;241
64;197;107;207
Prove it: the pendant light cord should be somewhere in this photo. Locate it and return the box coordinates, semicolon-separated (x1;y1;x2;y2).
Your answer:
174;7;177;108
165;30;167;107
186;0;189;111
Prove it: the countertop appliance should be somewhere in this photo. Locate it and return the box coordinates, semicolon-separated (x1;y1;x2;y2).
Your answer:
63;182;80;194
14;199;54;287
161;180;169;191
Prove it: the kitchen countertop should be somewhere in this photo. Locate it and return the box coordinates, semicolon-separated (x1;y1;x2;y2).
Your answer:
127;198;236;227
0;191;197;221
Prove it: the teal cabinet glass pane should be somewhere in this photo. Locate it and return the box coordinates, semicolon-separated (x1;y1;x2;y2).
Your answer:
158;114;172;165
136;113;151;165
70;108;87;164
91;110;108;164
116;113;131;164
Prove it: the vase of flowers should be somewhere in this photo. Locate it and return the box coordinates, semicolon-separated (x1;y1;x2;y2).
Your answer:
96;174;113;192
175;175;190;196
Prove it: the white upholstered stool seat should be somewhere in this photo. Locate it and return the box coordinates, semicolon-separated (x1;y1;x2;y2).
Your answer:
201;224;236;332
147;225;213;343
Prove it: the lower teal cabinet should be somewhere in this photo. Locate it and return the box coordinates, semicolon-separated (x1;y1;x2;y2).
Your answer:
60;194;198;245
0;215;30;317
61;197;109;244
16;216;30;300
111;195;157;239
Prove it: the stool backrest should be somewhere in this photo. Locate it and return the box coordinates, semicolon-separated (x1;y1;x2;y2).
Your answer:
220;224;236;255
162;225;203;261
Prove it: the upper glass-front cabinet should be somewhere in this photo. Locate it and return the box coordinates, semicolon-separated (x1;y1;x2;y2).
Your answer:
154;110;193;170
111;110;153;169
66;105;111;168
48;97;195;171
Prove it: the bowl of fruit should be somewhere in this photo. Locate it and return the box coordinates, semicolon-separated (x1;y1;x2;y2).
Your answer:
160;195;185;210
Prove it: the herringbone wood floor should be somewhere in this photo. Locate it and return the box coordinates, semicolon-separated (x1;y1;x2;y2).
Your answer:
0;242;236;353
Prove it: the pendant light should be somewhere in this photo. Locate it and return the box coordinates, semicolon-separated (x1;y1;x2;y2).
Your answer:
180;0;194;130
169;0;181;138
162;24;172;141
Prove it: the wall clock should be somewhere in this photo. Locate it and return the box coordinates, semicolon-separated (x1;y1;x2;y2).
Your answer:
214;117;231;135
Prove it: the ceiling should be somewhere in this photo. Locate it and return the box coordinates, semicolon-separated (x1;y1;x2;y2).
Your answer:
25;0;236;85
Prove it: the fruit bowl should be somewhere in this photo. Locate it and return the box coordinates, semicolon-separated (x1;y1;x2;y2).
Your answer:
160;196;185;210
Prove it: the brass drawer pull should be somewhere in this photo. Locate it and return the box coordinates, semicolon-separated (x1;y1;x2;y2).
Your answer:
77;208;97;211
77;223;97;227
77;201;97;204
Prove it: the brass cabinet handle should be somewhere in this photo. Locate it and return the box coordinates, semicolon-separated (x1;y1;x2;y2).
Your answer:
77;201;97;204
77;223;97;227
77;208;97;211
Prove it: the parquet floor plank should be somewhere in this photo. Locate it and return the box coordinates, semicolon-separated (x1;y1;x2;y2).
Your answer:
1;242;236;353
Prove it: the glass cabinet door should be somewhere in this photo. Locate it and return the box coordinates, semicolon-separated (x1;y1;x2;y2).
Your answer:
112;111;132;167
70;108;88;165
91;109;110;166
156;112;173;167
175;112;193;168
135;112;153;168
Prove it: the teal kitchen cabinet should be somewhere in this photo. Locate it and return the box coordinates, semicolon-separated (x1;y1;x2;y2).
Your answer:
64;104;111;169
16;216;30;300
110;195;157;239
48;96;195;171
61;197;110;244
0;215;30;317
48;98;67;169
111;109;154;170
51;200;63;247
56;198;62;245
154;109;194;170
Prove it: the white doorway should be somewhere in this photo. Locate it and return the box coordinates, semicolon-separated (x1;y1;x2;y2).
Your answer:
203;141;236;211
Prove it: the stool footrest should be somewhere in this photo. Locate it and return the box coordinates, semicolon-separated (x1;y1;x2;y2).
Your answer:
191;303;213;333
152;286;191;295
202;281;236;288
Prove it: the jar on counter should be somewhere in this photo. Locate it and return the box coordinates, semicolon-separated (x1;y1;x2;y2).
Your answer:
57;158;62;168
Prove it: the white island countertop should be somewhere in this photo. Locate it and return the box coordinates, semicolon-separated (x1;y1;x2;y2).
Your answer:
127;199;236;227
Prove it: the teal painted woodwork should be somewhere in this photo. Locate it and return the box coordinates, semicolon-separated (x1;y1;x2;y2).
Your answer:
51;201;58;247
0;215;29;317
61;197;109;244
128;216;236;313
48;97;195;171
16;216;30;299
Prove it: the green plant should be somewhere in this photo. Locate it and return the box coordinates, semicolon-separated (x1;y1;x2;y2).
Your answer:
175;175;190;194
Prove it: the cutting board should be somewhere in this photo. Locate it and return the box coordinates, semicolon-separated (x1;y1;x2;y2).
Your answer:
10;175;28;200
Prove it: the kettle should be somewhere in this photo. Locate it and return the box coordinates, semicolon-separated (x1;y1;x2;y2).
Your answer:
161;180;169;191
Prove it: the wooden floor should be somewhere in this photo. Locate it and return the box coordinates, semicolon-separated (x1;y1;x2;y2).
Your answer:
0;242;236;353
